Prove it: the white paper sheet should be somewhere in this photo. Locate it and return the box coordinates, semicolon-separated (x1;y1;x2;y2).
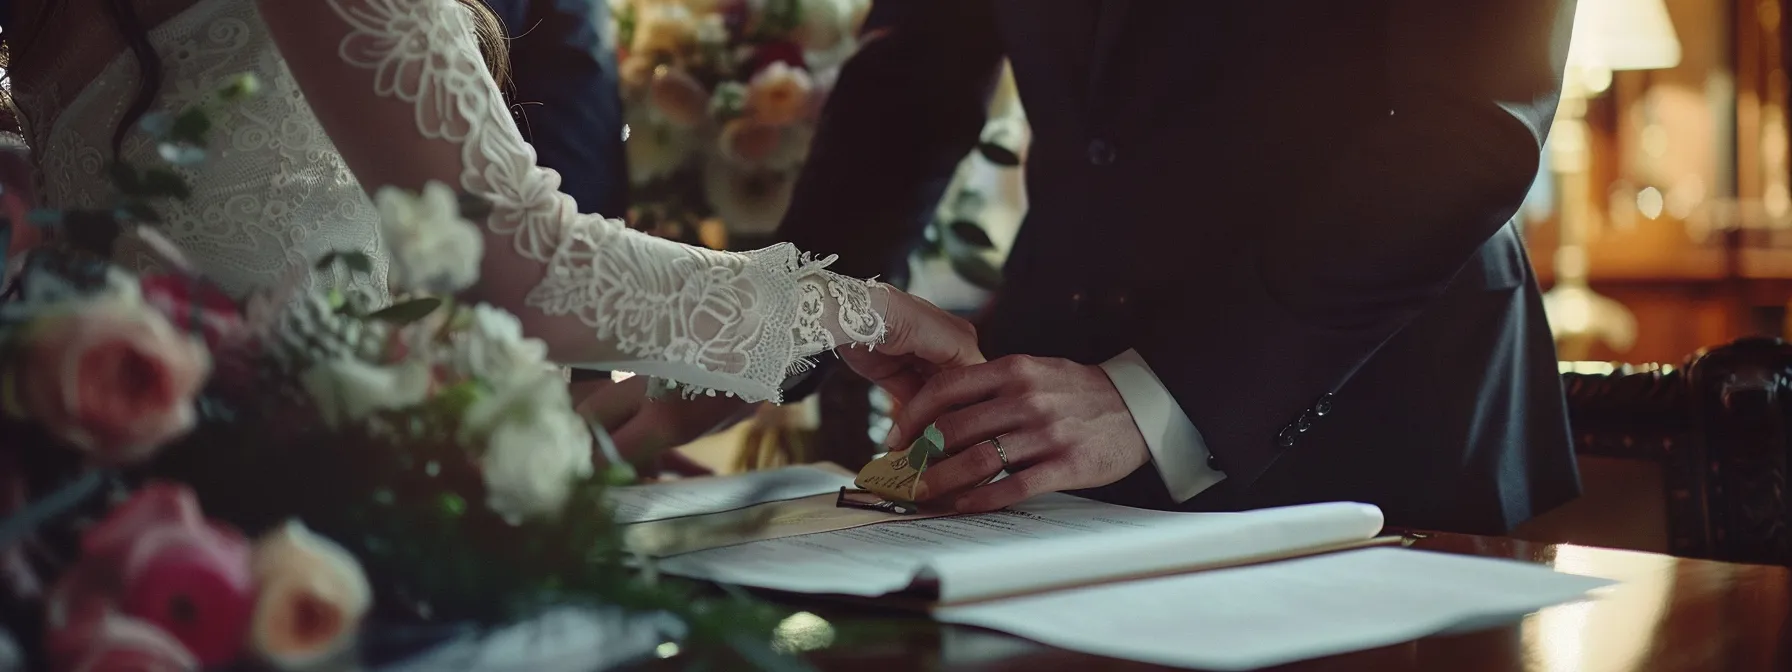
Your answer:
935;546;1616;671
655;494;1384;603
605;465;853;524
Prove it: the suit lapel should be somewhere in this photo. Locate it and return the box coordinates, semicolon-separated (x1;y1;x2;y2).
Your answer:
1086;0;1133;114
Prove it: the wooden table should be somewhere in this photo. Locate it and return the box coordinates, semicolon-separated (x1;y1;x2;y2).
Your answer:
761;532;1792;671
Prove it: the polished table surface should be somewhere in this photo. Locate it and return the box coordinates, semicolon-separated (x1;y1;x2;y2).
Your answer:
758;532;1792;672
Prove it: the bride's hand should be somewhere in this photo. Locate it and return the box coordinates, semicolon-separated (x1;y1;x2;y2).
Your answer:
839;286;984;403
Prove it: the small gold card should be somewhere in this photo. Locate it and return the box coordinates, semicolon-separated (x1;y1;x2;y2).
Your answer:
854;425;947;503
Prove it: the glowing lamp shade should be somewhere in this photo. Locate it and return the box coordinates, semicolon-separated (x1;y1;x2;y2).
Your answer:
1566;0;1682;73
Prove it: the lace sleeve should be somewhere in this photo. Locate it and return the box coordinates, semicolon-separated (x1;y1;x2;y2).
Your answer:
257;0;884;403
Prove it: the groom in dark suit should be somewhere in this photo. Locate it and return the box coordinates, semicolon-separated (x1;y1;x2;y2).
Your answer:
485;0;629;217
777;0;1582;535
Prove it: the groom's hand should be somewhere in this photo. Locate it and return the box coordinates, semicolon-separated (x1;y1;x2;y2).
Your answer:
888;355;1151;512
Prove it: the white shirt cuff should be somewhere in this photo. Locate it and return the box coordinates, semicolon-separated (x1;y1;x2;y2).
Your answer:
1099;349;1226;503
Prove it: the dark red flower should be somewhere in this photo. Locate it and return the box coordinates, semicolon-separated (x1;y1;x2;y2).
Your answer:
138;274;245;350
747;41;806;76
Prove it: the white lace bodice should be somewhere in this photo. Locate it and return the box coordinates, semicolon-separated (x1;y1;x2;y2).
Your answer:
15;0;390;297
13;0;886;403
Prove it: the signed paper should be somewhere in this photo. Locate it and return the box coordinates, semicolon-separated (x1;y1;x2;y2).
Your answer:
935;547;1615;671
656;495;1387;604
605;464;853;524
623;491;954;556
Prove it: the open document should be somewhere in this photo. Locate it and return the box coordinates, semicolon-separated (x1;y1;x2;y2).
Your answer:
655;493;1390;604
640;469;1615;669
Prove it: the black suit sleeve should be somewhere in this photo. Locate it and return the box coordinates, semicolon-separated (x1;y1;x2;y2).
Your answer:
776;0;1007;280
502;0;630;217
1138;1;1576;490
776;0;1006;400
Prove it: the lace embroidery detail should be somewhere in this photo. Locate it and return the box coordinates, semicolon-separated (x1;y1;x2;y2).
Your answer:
326;0;883;403
15;0;390;300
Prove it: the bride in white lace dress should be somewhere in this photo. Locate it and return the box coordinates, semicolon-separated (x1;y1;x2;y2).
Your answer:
5;0;980;403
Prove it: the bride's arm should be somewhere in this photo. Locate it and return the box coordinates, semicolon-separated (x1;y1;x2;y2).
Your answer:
256;0;885;403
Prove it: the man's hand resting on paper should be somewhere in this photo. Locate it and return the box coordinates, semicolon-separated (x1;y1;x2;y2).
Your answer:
886;355;1151;513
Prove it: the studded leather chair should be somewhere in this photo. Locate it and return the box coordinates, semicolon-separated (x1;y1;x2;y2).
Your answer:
1556;337;1792;565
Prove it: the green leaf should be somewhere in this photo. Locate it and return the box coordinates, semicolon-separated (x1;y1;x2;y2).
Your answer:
365;297;443;325
140;168;192;200
109;162;142;195
169;108;212;146
119;200;162;224
315;250;374;275
457;192;494;222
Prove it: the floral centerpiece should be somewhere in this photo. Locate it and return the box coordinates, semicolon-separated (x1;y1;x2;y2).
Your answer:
0;76;802;671
615;0;871;249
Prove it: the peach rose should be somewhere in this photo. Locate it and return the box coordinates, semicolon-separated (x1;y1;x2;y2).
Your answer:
9;297;211;465
248;521;370;669
649;66;712;127
720;117;783;165
746;61;814;127
631;3;699;67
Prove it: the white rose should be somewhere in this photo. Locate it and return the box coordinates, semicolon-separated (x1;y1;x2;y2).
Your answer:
450;304;550;383
375;181;484;294
793;0;853;51
300;359;432;428
480;405;594;524
462;373;592;523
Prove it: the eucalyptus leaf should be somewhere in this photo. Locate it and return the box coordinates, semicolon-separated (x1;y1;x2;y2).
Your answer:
316;250;375;275
141;168;192;200
457;192;494;222
365;297;443;325
909;425;948;471
108;162;142;195
170;108;212;145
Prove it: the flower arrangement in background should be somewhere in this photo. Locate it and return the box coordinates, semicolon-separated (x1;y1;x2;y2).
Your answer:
0;75;797;671
615;0;871;249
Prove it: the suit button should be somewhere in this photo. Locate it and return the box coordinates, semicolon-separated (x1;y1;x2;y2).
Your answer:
1294;413;1312;433
1277;425;1299;447
1087;139;1117;166
1206;452;1221;470
1314;393;1335;416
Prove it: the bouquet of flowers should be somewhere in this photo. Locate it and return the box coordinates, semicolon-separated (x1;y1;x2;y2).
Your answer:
0;76;799;671
615;0;871;249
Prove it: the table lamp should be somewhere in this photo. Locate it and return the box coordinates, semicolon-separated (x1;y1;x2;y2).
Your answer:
1541;0;1680;360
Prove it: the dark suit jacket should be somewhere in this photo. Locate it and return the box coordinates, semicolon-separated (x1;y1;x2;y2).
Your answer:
778;0;1582;535
487;0;629;217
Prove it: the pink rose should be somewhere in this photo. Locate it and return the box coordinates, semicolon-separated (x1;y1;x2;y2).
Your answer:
49;608;198;672
12;297;212;466
44;561;198;672
71;484;255;668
